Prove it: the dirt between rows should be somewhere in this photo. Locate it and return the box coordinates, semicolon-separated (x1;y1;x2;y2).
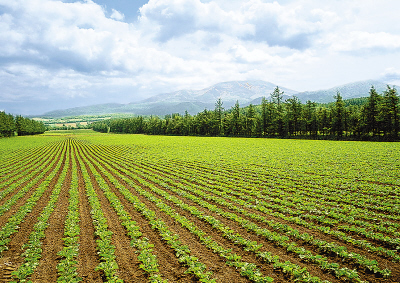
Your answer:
1;139;399;283
30;145;72;282
0;144;65;214
90;150;341;283
74;147;104;283
86;143;400;283
76;147;148;282
0;141;68;282
0;145;47;185
144;162;400;282
143;159;400;240
85;144;339;282
79;142;248;282
169;158;400;213
0;144;49;172
153;159;400;224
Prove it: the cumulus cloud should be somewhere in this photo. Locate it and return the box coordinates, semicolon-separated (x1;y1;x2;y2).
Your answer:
110;9;124;21
329;31;400;54
380;68;400;85
138;0;329;50
1;0;400;114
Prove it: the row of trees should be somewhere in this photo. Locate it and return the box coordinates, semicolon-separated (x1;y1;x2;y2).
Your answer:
92;85;399;141
0;112;46;137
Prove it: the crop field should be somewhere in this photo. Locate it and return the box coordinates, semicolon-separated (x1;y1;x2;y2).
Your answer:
0;130;399;283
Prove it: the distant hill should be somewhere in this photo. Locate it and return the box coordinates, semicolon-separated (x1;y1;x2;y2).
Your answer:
143;80;298;104
295;80;395;103
39;79;398;118
40;81;298;118
43;103;125;117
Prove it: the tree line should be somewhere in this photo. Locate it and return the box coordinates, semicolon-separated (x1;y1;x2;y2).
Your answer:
91;85;399;141
0;112;46;137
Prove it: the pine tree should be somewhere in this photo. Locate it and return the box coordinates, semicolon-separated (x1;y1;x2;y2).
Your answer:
380;85;399;139
332;92;345;138
260;97;267;136
271;86;284;106
246;104;256;137
214;98;224;136
285;96;302;136
363;86;381;136
231;100;241;136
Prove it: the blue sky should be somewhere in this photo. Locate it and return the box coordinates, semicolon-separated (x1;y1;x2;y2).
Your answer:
1;0;400;115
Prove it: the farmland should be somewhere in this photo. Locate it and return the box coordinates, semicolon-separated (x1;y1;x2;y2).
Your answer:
0;130;399;282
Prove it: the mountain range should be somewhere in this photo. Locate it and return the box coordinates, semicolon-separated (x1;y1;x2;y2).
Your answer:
40;79;397;118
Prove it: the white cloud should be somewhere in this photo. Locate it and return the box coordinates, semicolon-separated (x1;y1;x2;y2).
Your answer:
1;0;400;114
110;9;124;21
328;31;400;53
380;67;400;86
138;0;329;49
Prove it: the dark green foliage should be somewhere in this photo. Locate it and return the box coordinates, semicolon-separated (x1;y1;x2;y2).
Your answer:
0;111;16;137
91;85;400;141
214;98;224;136
331;92;345;138
0;112;45;137
15;115;46;136
379;86;399;139
361;86;380;136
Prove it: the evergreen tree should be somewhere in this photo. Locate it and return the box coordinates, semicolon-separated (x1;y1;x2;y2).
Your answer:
0;111;15;137
270;87;285;136
285;97;302;136
231;100;241;136
260;97;268;136
245;104;257;137
304;100;318;137
214;98;224;136
318;107;330;136
380;85;399;139
271;86;284;106
331;92;345;138
363;86;381;136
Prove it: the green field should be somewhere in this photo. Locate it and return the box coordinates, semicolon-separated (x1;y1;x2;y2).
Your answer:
0;130;399;282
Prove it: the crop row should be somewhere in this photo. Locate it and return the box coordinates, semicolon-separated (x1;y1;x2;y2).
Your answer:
11;143;71;282
0;141;67;255
137;158;400;252
1;135;398;283
81;140;371;282
80;147;274;283
83;140;395;281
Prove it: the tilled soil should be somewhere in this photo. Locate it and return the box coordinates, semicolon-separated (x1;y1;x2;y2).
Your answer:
0;137;399;283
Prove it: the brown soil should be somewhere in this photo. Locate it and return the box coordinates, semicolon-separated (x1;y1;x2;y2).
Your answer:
1;138;399;283
30;145;72;282
88;143;400;283
74;147;104;282
0;141;67;281
79;143;250;282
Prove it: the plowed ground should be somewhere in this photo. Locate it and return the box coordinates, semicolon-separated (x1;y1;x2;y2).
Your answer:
0;133;399;282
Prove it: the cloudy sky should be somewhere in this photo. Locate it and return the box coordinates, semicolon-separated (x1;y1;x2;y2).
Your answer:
1;0;400;115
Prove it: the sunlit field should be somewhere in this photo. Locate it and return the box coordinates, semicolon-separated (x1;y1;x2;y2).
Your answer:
0;130;399;282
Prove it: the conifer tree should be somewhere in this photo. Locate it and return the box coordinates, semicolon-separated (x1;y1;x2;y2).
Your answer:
260;97;267;136
380;85;399;139
214;98;224;136
332;92;345;138
363;86;381;136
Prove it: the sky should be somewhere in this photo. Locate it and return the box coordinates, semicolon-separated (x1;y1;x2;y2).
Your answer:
1;0;400;115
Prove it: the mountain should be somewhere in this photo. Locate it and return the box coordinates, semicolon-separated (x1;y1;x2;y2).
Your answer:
40;80;298;118
38;79;398;118
295;80;396;103
143;80;298;104
42;103;125;117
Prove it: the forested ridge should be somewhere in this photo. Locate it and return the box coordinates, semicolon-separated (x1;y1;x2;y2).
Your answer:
0;112;46;137
92;85;400;141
